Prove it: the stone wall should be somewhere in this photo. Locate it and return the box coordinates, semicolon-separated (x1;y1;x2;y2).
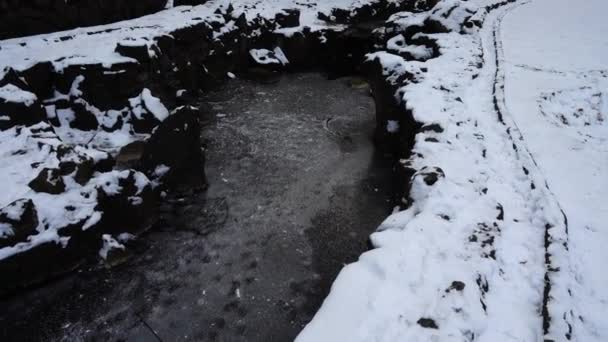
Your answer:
0;0;205;40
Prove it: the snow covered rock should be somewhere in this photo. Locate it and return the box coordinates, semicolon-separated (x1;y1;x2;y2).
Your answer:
249;47;290;67
0;199;39;249
362;54;417;156
140;106;205;186
0;84;45;129
28;168;66;195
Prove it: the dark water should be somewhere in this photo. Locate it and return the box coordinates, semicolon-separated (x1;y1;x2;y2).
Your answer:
0;73;396;342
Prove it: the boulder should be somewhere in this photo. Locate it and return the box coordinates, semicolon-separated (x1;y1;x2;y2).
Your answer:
28;168;66;194
75;63;143;111
19;62;55;99
0;84;45;130
69;102;99;131
115;43;151;64
115;140;147;170
0;199;39;249
95;171;157;236
0;68;29;90
363;57;417;157
140;106;206;187
275;9;300;28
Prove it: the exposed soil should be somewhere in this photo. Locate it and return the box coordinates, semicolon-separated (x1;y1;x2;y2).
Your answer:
0;72;396;342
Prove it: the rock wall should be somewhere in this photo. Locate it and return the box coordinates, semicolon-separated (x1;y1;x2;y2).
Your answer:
0;0;443;295
0;0;205;40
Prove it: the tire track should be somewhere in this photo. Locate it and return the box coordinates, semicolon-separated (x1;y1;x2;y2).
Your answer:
489;2;574;340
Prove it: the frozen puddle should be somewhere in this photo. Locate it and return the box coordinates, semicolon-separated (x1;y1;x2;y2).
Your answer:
0;73;396;341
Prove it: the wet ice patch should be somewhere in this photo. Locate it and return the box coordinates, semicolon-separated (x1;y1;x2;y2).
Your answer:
539;86;606;127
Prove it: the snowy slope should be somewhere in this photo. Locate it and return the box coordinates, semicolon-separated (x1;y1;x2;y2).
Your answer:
502;0;608;340
297;0;605;341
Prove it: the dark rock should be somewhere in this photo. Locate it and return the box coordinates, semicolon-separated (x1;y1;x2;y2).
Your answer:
275;9;300;28
447;280;466;292
19;62;55;99
423;172;439;185
419;123;444;133
0;84;46;130
0;68;29;90
73;159;95;185
421;167;445;186
95;170;157;237
100;237;132;268
115;43;151;64
0;199;39;249
115;140;147;170
417;318;439;329
75;63;143;111
93;152;116;173
28;168;66;194
496;203;504;220
363;57;417;157
69;102;99;131
130;106;163;134
396;163;417;208
140;106;206;187
275;31;323;69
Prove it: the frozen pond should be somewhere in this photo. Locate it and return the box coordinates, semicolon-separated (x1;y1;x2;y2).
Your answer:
0;73;397;341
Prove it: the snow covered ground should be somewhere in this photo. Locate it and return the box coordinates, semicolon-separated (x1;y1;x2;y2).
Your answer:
298;0;607;341
1;0;606;340
502;0;608;340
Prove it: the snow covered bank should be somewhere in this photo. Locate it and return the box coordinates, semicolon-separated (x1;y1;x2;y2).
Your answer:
297;0;602;340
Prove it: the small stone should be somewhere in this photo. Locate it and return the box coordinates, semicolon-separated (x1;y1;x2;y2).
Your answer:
28;168;66;194
0;199;39;248
417;317;438;329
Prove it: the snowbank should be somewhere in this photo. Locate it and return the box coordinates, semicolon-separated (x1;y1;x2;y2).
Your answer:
298;0;591;341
